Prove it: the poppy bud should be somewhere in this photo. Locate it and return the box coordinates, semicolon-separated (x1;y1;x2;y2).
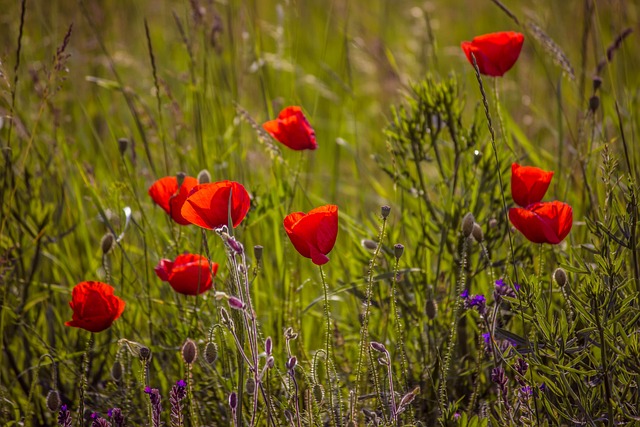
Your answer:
176;172;187;189
589;96;600;113
553;268;568;287
361;239;377;251
197;169;211;184
265;337;272;355
204;342;218;365
181;338;198;364
489;218;498;228
286;356;297;370
118;138;128;156
111;360;123;382
425;298;438;320
394;243;404;260
254;245;263;262
472;223;484;243
228;296;246;311
266;356;275;369
139;346;151;361
245;378;256;395
312;383;324;404
370;341;386;353
101;232;115;255
229;391;237;410
462;213;475;237
46;390;61;412
592;76;602;92
381;205;391;219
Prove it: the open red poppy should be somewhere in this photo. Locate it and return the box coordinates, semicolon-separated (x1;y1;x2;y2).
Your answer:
284;205;338;265
148;176;199;225
65;281;125;333
511;163;554;207
181;181;251;229
461;31;524;77
155;253;217;295
509;201;573;245
263;106;317;151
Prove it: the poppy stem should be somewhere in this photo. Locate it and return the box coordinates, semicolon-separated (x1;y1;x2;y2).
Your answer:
318;265;340;427
76;333;94;427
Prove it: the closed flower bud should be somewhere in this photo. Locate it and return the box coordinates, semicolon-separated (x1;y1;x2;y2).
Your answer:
266;356;275;369
204;342;218;365
381;205;391;219
265;337;272;355
589;95;600;113
181;338;198;364
472;223;484;243
592;76;602;92
100;232;115;255
197;169;211;184
117;138;128;155
553;268;568;287
370;341;386;353
46;390;61;412
425;298;438;320
286;356;297;370
462;213;475;237
139;346;151;361
361;239;377;251
111;360;123;382
254;245;263;262
489;218;498;228
394;243;404;260
312;383;324;404
229;392;237;410
228;296;246;310
176;172;187;188
245;377;256;395
227;237;244;254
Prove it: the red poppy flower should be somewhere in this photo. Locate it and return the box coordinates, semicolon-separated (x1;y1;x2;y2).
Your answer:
65;281;125;333
181;181;251;229
263;106;317;151
155;253;218;295
509;201;573;244
148;176;199;225
284;205;338;265
461;31;524;77
511;163;554;207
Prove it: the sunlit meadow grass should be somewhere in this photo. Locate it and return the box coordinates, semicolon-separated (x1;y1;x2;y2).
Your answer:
1;0;639;426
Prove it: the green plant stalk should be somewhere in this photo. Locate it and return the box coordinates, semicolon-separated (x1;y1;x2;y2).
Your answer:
187;362;198;427
438;236;467;411
390;257;409;394
319;266;340;427
593;299;614;427
77;334;94;427
353;215;388;411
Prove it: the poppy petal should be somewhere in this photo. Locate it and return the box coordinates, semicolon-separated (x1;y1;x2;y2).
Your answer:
511;163;554;207
461;31;524;77
148;176;198;225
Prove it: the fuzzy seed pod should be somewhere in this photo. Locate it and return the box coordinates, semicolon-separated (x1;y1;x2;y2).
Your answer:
111;360;123;382
100;232;115;255
46;390;61;412
462;213;475;237
229;392;237;410
203;342;218;365
197;169;211;184
181;339;198;364
553;268;568;287
394;243;404;260
139;346;151;361
312;383;324;404
472;223;484;243
265;337;272;355
370;341;386;353
381;205;391;219
254;245;263;263
425;298;438;320
245;378;256;395
117;138;128;155
228;296;246;310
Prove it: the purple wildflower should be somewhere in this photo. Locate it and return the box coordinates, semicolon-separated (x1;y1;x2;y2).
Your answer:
146;387;162;427
460;289;469;299
494;278;518;303
108;408;125;427
57;405;72;427
482;332;491;345
170;379;187;427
